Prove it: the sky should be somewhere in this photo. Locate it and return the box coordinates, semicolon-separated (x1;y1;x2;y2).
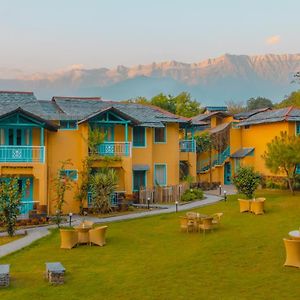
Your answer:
0;0;300;74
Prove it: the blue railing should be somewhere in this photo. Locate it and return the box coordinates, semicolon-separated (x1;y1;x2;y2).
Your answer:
87;191;120;207
0;146;45;163
197;146;230;173
179;140;196;152
95;142;131;157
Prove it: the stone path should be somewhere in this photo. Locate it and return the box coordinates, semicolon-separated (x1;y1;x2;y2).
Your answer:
0;193;224;258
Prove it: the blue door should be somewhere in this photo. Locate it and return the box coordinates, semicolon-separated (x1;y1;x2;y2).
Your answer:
224;162;231;185
19;177;34;214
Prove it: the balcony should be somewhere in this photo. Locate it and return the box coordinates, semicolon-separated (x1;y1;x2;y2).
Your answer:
0;146;45;163
95;142;132;157
179;140;196;152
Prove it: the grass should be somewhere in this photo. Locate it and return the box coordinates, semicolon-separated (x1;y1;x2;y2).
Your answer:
1;190;300;299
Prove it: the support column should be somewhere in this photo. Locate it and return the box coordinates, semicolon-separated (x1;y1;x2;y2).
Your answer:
40;127;44;145
125;123;128;142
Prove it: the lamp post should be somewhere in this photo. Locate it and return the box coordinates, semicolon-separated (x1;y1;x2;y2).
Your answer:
147;197;150;210
175;201;178;213
224;190;227;202
219;185;222;195
69;212;73;227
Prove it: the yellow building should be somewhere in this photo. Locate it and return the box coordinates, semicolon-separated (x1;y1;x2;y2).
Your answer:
0;91;196;215
192;106;300;186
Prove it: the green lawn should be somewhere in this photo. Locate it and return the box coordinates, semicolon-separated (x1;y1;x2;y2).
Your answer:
1;190;300;299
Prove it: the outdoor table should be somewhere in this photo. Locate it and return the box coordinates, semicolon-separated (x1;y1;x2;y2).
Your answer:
0;264;10;287
288;230;300;240
74;225;92;244
45;262;65;285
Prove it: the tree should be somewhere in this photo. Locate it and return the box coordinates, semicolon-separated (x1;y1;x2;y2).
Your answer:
173;92;202;117
90;168;118;214
232;166;261;199
52;160;74;227
151;93;176;114
276;90;300;108
262;131;300;194
0;178;22;236
225;100;246;114
246;97;273;110
122;96;149;104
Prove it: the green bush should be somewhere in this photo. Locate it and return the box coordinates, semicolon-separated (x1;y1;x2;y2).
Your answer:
232;166;261;199
181;188;204;202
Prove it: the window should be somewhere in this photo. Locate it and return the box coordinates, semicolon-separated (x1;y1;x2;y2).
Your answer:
296;164;300;174
296;122;300;135
154;127;166;143
60;121;78;130
60;169;78;181
133;170;146;191
154;164;167;186
133;127;146;147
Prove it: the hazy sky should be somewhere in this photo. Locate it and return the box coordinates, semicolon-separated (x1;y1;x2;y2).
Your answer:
1;0;300;73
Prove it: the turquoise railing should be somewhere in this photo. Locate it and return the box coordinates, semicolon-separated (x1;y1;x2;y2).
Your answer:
96;142;131;157
88;192;120;207
179;139;196;152
0;146;45;163
197;146;230;172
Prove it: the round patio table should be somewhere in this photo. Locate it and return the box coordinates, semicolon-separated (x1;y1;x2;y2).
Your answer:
288;230;300;240
74;226;92;244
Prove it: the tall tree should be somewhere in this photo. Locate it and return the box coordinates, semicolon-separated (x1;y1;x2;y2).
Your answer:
173;92;201;117
246;97;273;110
225;100;246;114
151;93;176;113
262;131;300;194
276;90;300;108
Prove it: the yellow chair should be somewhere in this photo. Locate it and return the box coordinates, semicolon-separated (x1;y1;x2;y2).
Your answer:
186;212;198;219
60;229;78;249
251;200;264;215
180;217;194;232
212;213;223;227
238;199;251;213
79;220;94;228
198;217;214;234
89;226;108;246
283;238;300;268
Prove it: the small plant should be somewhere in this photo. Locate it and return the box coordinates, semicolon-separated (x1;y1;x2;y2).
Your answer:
90;168;118;213
232;166;261;199
181;188;204;202
52;160;74;227
0;178;22;236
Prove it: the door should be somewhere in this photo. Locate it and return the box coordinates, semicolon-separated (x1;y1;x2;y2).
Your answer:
96;124;115;155
19;177;34;214
224;162;231;185
133;170;146;191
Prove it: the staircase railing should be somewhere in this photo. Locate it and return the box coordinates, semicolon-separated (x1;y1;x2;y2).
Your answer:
197;146;230;173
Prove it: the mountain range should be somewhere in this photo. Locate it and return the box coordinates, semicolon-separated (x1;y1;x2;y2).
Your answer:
0;53;300;105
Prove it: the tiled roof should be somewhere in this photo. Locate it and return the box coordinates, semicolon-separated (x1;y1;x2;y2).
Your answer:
190;111;229;125
0;92;189;127
234;107;271;120
238;107;300;126
231;147;254;158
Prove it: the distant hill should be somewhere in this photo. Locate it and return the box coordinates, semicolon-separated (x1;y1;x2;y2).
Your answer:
0;53;300;104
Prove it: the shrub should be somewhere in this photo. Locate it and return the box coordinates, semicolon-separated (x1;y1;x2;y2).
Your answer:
181;188;204;202
232;166;261;199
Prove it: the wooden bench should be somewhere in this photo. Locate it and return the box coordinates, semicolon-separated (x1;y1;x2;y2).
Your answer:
45;262;65;285
0;264;10;287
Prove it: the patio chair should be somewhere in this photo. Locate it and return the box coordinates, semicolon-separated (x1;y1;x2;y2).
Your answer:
186;212;198;219
179;217;194;233
212;212;223;227
198;217;214;234
238;199;251;213
60;229;78;249
251;200;265;215
89;226;108;246
79;220;94;228
283;238;300;268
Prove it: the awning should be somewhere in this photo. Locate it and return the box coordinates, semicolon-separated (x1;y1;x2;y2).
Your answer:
132;164;150;171
231;147;254;158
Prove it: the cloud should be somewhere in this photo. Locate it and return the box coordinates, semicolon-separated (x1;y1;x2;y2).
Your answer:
266;35;281;45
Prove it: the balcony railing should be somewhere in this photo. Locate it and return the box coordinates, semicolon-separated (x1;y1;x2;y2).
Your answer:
179;139;196;152
0;146;45;163
95;142;131;157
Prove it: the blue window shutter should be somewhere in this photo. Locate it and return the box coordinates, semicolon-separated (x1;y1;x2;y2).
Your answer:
296;164;300;174
154;164;167;186
296;122;300;135
133;127;145;147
